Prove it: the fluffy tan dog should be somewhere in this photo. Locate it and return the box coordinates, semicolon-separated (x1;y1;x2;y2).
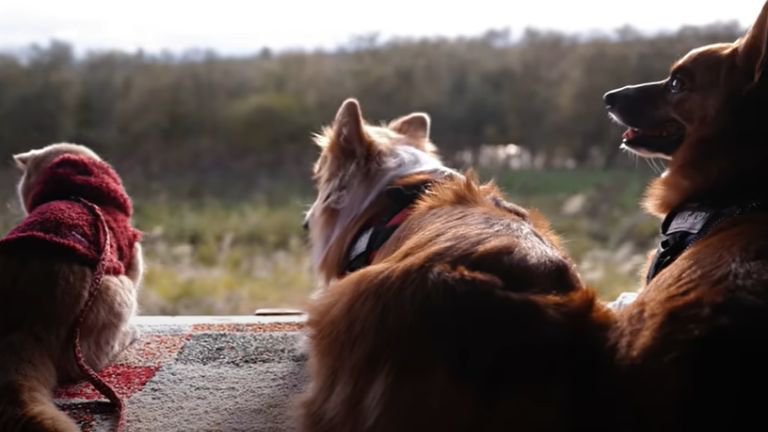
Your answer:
298;100;614;432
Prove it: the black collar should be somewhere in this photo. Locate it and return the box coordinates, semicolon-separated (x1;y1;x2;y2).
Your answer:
646;200;768;284
344;182;433;274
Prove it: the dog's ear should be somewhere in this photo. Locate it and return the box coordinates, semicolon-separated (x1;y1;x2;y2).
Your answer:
389;112;438;153
737;0;768;83
390;113;431;140
13;152;32;170
328;98;374;160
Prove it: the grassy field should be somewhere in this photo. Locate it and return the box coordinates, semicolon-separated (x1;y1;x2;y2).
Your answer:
134;198;315;314
0;168;659;315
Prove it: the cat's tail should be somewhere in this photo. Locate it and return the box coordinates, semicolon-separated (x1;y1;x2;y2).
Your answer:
0;342;79;432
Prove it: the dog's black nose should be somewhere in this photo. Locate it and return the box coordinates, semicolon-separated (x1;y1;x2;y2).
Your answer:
603;90;619;110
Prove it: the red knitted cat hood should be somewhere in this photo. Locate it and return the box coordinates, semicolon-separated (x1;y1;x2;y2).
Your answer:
0;154;141;275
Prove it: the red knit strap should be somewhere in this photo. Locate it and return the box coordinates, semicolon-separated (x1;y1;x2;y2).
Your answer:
385;208;411;228
72;199;126;432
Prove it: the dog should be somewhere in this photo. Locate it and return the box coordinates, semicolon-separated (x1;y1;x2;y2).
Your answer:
0;143;143;432
604;2;768;430
298;99;614;432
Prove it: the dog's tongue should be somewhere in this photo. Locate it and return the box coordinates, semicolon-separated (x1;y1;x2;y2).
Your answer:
623;128;640;141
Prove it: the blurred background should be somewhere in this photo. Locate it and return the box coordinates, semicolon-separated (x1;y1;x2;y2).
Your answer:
0;1;758;314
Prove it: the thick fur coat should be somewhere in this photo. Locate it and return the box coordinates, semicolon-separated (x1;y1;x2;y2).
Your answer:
298;100;614;432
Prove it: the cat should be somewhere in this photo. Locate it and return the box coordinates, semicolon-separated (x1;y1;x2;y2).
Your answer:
0;143;143;432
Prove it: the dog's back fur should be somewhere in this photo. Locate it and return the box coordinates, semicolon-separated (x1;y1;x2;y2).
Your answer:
612;219;768;431
299;100;614;432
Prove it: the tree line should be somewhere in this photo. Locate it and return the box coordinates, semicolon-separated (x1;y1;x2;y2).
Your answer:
0;23;744;199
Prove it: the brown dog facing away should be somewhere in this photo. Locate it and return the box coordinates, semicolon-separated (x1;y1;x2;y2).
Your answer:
604;2;768;430
298;99;615;432
0;143;143;432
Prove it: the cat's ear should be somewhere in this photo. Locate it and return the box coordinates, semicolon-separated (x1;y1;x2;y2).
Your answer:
13;152;33;170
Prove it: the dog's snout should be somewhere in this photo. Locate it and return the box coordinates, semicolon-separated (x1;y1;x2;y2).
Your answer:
603;89;620;110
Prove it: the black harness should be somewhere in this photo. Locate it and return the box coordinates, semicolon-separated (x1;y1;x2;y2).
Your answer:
646;201;768;284
345;182;434;274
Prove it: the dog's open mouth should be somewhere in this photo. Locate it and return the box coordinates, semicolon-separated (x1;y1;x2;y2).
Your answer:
619;121;685;159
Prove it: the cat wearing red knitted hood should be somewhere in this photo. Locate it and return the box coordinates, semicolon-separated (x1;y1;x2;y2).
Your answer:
0;143;143;432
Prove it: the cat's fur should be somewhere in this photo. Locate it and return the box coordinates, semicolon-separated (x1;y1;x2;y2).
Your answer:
0;143;143;432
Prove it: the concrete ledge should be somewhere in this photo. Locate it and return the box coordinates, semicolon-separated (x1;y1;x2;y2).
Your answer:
56;315;309;431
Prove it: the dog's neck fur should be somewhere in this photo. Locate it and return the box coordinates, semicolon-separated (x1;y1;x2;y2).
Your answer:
314;145;459;282
644;89;768;217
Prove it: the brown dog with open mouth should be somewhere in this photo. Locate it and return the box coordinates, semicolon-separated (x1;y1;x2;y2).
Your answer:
298;99;614;432
604;2;768;430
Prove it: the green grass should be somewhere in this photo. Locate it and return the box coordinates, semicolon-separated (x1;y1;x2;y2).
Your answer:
133;198;316;314
139;246;315;315
0;168;661;314
485;168;651;210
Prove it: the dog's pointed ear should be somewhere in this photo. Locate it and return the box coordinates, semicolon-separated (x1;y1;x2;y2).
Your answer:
389;112;437;154
13;152;32;170
390;113;431;140
328;98;373;159
737;0;768;83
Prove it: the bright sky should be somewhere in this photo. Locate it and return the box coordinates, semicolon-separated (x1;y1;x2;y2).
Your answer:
0;0;761;54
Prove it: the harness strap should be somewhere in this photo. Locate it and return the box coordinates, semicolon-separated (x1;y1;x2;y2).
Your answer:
72;198;126;432
345;183;431;274
646;201;768;284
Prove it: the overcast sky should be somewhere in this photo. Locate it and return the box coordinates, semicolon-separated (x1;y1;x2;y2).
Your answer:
0;1;761;54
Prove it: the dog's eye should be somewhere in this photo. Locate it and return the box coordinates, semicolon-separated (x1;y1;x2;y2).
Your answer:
669;75;687;94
